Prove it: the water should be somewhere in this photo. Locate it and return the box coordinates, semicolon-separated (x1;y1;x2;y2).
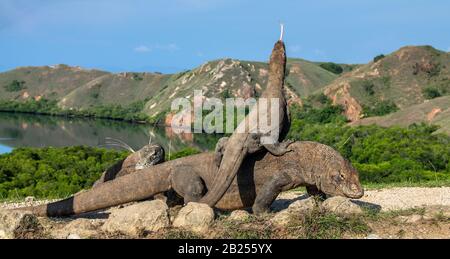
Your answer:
0;112;220;154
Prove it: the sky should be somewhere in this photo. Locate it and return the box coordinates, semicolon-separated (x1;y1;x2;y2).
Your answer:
1;0;450;73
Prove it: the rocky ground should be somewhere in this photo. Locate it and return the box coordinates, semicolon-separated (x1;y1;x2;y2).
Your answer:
1;187;449;239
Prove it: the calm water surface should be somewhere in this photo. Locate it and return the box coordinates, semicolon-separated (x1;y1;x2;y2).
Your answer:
0;112;220;154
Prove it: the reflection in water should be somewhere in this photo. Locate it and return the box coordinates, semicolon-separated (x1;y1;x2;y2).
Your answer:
0;144;12;154
0;112;221;153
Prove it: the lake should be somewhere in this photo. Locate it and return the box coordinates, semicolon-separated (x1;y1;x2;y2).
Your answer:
0;112;221;155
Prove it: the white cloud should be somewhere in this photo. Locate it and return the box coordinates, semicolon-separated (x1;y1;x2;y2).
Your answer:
134;45;151;53
288;44;302;53
159;43;180;52
313;49;327;59
133;43;180;53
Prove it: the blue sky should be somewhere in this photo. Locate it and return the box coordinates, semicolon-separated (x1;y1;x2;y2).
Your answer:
1;0;449;73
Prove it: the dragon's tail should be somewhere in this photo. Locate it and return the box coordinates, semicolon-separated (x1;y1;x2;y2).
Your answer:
14;165;172;217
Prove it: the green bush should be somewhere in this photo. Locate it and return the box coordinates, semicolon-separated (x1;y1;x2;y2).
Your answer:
0;99;151;123
373;54;385;63
319;63;344;75
167;147;201;161
0;146;128;199
363;101;399;117
288;116;450;185
4;80;26;92
362;81;375;96
423;87;442;99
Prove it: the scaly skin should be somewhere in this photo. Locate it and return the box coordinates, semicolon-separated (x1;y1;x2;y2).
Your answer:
15;142;364;217
200;40;292;207
93;144;165;187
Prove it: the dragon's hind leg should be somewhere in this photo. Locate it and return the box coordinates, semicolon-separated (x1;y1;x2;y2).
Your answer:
171;166;206;204
252;171;293;214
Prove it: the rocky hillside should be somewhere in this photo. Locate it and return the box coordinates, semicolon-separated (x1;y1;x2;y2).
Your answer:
1;45;449;133
0;58;338;117
352;96;450;135
324;46;450;121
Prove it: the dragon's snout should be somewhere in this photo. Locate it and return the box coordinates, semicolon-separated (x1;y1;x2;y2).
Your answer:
342;182;364;199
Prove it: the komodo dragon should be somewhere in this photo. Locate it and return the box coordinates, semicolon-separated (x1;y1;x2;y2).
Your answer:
200;28;293;207
15;142;364;217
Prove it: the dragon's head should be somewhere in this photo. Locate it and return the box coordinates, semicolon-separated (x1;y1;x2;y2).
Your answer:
306;144;364;199
135;144;165;170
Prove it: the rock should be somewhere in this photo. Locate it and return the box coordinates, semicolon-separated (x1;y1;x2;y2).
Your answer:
287;198;317;214
53;218;104;239
271;198;317;227
366;234;381;239
423;208;450;221
25;197;35;203
67;234;81;240
228;210;251;222
173;203;215;233
399;215;422;224
321;197;363;215
101;200;170;237
0;208;42;239
271;210;294;227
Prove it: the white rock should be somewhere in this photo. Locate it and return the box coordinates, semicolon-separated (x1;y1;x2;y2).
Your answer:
287;198;317;214
399;215;422;224
0;208;41;239
228;210;251;222
321;197;364;215
271;198;317;227
101;200;170;237
25;197;35;203
271;210;294;227
67;234;81;240
53;218;103;239
366;234;381;239
173;202;215;233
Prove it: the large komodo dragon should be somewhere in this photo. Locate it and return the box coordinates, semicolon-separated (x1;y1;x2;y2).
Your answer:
15;142;364;217
200;34;293;207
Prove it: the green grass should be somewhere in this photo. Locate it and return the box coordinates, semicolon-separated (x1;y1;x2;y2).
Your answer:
296;211;370;239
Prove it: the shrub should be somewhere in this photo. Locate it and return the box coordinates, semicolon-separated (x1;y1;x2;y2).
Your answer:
167;147;201;161
373;54;385;63
4;80;26;92
288;120;450;185
320;63;344;75
423;87;442;99
0;146;128;199
363;101;399;117
362;81;375;96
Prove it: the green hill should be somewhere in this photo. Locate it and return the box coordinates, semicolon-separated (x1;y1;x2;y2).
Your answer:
0;45;449;134
352;96;450;135
0;58;337;119
324;46;450;121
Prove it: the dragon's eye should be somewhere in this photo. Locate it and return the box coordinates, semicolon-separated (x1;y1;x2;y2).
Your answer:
340;173;345;180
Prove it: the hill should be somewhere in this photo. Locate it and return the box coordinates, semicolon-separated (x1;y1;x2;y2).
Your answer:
352;95;450;135
0;59;339;119
0;45;449;134
324;46;450;121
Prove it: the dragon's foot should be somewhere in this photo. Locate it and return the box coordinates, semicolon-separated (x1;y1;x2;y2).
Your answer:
264;139;295;156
